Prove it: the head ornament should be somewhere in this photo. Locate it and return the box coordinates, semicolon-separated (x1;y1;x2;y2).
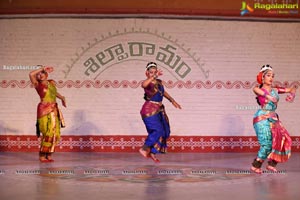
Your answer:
146;62;157;71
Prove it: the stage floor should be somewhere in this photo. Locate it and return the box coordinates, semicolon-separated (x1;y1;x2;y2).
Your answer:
0;152;299;200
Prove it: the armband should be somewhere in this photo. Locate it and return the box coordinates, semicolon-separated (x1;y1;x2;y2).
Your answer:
277;87;286;94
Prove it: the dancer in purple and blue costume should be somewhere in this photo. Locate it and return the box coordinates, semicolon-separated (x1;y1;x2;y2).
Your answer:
139;62;181;163
251;65;297;174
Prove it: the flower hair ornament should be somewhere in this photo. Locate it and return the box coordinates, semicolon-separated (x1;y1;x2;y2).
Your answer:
257;64;273;84
146;62;157;71
260;64;273;72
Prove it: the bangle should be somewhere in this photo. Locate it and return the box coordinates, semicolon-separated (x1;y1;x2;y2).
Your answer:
169;98;174;103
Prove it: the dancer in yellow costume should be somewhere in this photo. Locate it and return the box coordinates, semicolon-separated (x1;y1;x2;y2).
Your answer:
29;66;66;162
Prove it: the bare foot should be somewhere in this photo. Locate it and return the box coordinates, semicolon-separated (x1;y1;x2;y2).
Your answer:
39;157;49;163
47;156;54;162
139;148;149;158
251;166;262;174
266;165;277;172
150;153;160;163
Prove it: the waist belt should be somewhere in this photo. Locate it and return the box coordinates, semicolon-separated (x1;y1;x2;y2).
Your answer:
253;112;278;124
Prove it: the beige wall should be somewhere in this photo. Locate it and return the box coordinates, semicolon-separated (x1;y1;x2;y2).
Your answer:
0;18;300;139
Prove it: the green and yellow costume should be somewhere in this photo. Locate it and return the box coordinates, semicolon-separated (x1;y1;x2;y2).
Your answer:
35;80;65;155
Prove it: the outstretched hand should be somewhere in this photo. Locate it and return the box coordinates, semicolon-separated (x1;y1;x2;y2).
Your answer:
286;93;295;103
44;66;54;73
172;101;182;109
62;97;67;108
156;69;163;77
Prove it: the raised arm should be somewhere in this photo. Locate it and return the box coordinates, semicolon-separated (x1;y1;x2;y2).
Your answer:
142;76;156;88
142;68;163;88
283;86;297;102
253;86;277;103
253;86;265;96
29;66;54;87
29;66;44;87
283;87;296;94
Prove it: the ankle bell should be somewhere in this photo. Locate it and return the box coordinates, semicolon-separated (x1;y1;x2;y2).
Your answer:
252;158;263;168
268;160;278;167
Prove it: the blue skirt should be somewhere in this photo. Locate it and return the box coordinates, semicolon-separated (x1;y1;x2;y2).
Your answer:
143;111;170;154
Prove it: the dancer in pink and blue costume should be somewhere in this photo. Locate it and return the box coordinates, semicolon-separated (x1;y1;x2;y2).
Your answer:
251;65;296;174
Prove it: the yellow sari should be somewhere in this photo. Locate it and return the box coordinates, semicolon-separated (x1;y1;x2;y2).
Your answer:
36;81;64;153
